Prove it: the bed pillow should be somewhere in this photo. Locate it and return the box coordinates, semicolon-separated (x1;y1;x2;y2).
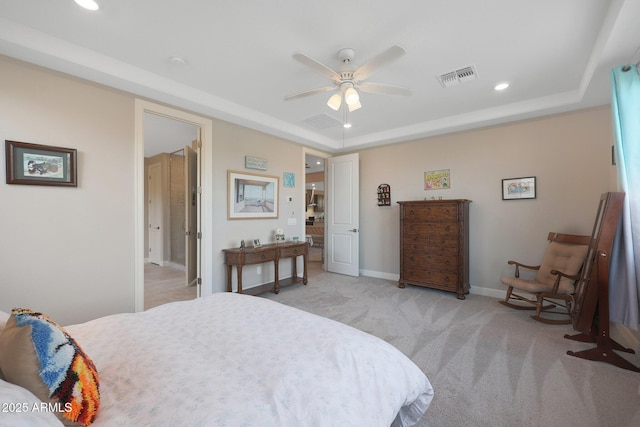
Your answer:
0;308;100;426
0;310;9;380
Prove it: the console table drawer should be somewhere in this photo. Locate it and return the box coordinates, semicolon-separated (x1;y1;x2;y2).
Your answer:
244;251;276;264
279;245;308;258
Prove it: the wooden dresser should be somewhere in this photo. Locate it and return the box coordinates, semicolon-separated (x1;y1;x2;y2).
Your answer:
397;199;471;299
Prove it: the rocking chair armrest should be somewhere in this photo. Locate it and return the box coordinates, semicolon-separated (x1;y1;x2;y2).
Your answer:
549;269;581;280
507;260;540;271
507;260;540;278
549;269;581;293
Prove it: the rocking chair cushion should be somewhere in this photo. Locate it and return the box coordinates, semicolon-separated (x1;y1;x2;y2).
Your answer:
535;242;589;289
500;276;574;295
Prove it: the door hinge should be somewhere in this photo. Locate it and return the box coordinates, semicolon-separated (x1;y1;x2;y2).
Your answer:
197;186;202;194
197;232;202;239
197;277;202;285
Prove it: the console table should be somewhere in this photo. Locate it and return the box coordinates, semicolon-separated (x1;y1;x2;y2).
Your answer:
223;241;308;295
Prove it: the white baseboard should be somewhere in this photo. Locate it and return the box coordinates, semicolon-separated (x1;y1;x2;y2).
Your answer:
359;269;504;300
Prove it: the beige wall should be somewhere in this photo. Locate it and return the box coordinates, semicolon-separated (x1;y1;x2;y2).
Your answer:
357;106;616;297
211;120;308;293
0;57;135;325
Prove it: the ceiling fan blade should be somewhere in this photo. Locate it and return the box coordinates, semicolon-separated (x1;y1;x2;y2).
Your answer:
284;86;336;101
292;52;340;81
353;45;406;81
358;82;411;96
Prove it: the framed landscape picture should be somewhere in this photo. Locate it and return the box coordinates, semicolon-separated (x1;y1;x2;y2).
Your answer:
5;140;77;187
227;170;279;219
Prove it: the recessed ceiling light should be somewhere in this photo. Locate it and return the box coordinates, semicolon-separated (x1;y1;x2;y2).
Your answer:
74;0;100;11
343;123;352;129
316;161;321;165
494;82;510;91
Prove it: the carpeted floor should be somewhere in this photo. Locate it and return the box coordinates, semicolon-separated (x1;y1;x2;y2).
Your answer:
261;270;640;427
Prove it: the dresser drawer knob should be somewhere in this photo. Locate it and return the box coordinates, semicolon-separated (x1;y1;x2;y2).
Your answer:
260;254;266;260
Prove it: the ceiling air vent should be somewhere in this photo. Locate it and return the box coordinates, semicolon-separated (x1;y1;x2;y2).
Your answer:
301;113;342;130
436;65;478;88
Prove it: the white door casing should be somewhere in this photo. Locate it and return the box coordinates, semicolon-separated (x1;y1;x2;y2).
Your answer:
327;153;360;276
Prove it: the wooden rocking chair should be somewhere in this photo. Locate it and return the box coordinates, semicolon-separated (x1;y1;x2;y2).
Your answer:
499;232;591;324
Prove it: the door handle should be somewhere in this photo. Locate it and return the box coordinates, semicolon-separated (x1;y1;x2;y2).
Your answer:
349;228;359;232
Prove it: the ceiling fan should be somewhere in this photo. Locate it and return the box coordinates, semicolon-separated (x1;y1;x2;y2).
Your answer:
285;45;411;112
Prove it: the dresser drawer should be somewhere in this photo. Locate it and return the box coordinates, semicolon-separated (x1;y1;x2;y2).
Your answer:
401;267;459;289
403;242;459;255
404;222;458;236
404;253;458;272
403;233;460;248
244;251;276;264
402;204;458;222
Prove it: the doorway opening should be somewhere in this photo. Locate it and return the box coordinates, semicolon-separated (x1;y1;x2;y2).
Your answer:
134;99;214;313
305;153;325;267
143;114;199;309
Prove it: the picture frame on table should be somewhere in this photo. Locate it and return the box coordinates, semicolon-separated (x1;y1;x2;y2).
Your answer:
5;140;77;187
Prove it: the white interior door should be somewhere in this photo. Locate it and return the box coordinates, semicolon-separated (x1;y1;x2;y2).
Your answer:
327;153;359;276
185;143;198;287
148;162;163;265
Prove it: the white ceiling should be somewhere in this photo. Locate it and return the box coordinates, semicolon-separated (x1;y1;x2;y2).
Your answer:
1;1;639;153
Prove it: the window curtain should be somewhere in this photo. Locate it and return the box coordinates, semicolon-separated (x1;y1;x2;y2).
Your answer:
609;64;640;331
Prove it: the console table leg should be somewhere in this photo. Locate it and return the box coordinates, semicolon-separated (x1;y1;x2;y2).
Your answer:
237;265;243;294
226;265;232;292
302;254;308;285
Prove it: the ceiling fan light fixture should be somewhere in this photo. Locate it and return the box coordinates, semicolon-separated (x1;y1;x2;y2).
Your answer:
327;93;342;111
344;87;360;105
347;100;362;112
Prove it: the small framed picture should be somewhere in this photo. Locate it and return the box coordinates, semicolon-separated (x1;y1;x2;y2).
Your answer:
5;140;77;187
253;239;261;248
502;176;536;200
283;171;295;187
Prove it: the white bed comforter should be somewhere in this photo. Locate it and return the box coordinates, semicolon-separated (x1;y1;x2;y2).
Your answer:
8;293;433;426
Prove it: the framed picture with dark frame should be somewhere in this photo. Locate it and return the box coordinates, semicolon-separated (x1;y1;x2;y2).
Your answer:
5;140;77;187
502;176;536;200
